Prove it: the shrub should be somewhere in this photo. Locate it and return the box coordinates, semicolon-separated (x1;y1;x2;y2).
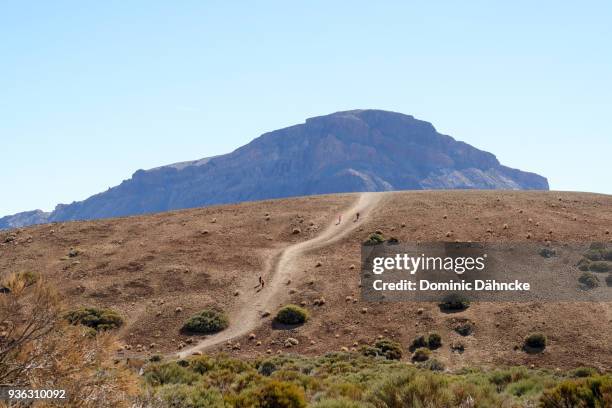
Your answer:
524;333;546;351
506;378;542;397
149;354;163;363
386;237;399;245
539;377;612;408
489;370;513;391
538;248;556;258
275;305;309;325
578;272;600;289
577;258;591;271
572;367;597;378
439;293;470;311
156;383;225;408
182;309;229;334
589;261;611;273
411;347;431;362
311;398;369;408
64;307;123;331
409;335;427;352
426;333;442;349
359;345;380;358
373;338;403;360
606;274;612;287
584;249;603;261
363;233;384;246
602;248;612;261
258;360;277;376
454;322;474;336
144;362;199;386
424;358;445;371
234;379;307;408
16;271;39;286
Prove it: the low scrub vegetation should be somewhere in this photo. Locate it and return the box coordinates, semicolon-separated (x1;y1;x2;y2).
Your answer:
439;293;471;311
139;354;612;407
182;309;229;334
363;233;384;246
524;333;547;352
275;304;309;325
64;306;123;331
578;272;600;289
360;338;403;360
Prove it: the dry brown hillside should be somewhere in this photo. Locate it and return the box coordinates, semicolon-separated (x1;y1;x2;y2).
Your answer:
1;191;610;370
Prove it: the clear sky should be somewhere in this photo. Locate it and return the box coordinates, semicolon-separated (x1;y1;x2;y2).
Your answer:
1;1;611;216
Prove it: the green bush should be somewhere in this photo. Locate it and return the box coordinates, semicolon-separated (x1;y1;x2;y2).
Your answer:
606;274;612;287
584;249;603;261
258;360;277;376
577;258;591;271
411;347;431;362
363;233;384;246
409;335;427;351
144;362;199;386
506;378;542;397
439;293;470;311
424;358;445;371
589;261;611;273
538;248;556;258
454;322;474;336
156;383;225;407
64;307;123;331
578;272;600;289
275;305;309;325
310;398;370;408
426;333;442;349
234;379;307;408
524;333;546;351
373;338;403;360
540;377;612;408
571;367;597;378
182;309;229;334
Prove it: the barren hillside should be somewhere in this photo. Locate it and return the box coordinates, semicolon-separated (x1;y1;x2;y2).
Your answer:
1;191;610;370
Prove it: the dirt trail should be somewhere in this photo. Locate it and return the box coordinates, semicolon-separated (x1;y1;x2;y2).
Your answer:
176;192;383;358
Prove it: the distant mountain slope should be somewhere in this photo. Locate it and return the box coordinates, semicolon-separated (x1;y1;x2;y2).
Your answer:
0;109;548;229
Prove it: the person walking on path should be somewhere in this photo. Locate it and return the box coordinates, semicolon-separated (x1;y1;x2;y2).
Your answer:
336;214;342;225
354;212;360;222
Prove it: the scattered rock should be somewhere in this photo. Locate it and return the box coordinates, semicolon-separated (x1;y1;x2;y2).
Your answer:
261;311;271;318
315;261;322;267
211;218;217;223
248;333;256;340
175;307;183;313
361;307;368;314
292;228;301;234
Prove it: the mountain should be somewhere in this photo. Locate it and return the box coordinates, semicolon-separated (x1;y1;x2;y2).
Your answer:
0;109;548;229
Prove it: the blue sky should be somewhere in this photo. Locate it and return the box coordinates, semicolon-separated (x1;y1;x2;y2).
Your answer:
1;1;611;215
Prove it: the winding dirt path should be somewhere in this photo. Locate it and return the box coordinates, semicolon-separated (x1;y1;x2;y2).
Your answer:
176;192;383;358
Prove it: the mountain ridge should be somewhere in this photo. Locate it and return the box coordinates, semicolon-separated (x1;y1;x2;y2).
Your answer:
0;109;549;229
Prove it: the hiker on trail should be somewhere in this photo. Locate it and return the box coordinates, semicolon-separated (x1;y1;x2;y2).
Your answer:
259;276;265;288
354;212;360;222
336;214;342;225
